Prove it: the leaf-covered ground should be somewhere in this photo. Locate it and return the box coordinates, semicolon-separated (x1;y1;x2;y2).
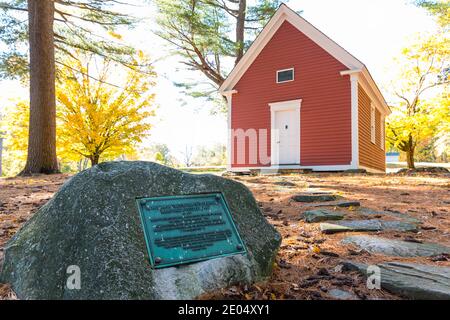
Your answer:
0;171;449;300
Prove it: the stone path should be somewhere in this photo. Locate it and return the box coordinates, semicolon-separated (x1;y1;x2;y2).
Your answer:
295;190;450;299
343;261;450;300
341;235;450;257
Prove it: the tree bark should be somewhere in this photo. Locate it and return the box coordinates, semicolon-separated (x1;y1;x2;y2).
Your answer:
235;0;246;65
406;148;415;169
90;155;100;167
405;135;415;169
20;0;59;175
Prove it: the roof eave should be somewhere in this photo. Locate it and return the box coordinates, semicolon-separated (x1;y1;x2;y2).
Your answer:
361;67;392;115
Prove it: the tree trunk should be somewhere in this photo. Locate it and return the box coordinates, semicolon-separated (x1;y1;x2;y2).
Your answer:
405;135;415;169
90;155;100;167
235;0;246;65
20;0;59;175
406;149;415;169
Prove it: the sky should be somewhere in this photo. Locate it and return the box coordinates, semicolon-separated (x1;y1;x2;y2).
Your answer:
0;0;438;160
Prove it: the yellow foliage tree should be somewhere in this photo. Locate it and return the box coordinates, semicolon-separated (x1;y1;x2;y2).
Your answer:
56;53;156;166
1;53;156;175
0;100;29;175
386;31;449;168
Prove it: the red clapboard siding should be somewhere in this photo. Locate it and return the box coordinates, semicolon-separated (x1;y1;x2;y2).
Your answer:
358;85;386;171
231;21;351;167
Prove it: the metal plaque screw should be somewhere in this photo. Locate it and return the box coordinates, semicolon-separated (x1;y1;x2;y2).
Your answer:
236;244;243;250
155;257;162;264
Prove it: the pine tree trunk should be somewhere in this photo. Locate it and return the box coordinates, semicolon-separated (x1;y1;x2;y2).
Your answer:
235;0;246;65
20;0;59;175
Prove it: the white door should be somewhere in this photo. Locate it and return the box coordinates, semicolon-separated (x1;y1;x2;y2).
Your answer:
274;109;300;165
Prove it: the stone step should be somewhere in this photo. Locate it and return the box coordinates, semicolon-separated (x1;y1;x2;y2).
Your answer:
341;235;450;257
321;220;418;234
343;261;450;300
303;209;345;223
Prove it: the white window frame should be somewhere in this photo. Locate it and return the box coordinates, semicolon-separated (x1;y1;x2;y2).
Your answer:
276;68;295;83
380;115;385;150
370;104;376;144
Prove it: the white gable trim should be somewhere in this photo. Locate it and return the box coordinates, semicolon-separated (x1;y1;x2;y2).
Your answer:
219;4;364;94
219;7;288;93
219;4;391;116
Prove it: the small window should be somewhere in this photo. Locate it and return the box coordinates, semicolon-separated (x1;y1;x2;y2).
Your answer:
370;104;376;144
277;68;294;83
380;116;385;150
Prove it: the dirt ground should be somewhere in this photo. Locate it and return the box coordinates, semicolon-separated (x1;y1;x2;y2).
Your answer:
0;171;449;300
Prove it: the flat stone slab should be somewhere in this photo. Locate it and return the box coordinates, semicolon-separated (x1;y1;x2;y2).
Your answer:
291;193;341;203
336;201;360;208
304;209;344;223
342;235;450;257
301;191;334;194
328;288;359;300
321;220;418;234
358;208;421;224
343;261;450;299
306;201;360;208
273;181;296;187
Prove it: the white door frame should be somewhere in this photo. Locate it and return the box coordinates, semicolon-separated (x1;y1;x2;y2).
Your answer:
269;99;302;166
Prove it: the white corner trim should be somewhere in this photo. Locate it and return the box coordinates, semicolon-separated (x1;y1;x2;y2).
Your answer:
224;90;238;171
269;99;302;166
349;73;359;169
219;4;364;94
